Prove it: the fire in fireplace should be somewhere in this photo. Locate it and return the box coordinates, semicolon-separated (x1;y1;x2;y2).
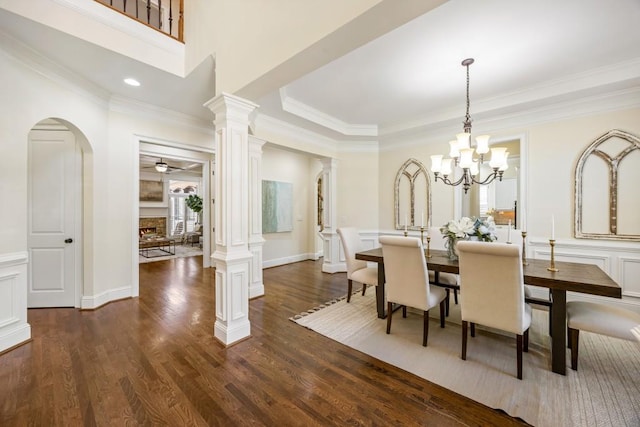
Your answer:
139;227;157;238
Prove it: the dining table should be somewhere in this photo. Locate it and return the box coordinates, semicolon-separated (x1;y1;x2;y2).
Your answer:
355;247;622;375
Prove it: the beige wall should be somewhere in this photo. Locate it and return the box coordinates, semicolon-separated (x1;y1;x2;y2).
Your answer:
380;107;640;243
262;146;320;265
336;150;379;230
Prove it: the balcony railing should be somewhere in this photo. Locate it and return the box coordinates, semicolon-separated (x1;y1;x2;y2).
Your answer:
95;0;184;42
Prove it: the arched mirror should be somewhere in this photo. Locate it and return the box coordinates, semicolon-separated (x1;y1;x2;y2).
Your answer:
394;158;432;230
458;137;527;230
575;129;640;240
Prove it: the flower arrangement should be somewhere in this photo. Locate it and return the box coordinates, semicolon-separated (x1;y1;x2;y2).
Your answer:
440;216;497;242
439;216;497;260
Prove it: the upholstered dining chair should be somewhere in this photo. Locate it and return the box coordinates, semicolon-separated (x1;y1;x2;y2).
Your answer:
457;241;531;379
379;236;447;347
567;301;640;370
336;227;378;302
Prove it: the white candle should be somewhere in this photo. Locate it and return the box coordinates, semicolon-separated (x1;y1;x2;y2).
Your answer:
421;211;424;227
405;214;408;232
551;215;555;240
521;207;526;231
507;220;511;243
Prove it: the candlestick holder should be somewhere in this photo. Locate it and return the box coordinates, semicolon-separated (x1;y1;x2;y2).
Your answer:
404;230;408;237
420;226;424;244
426;234;432;258
521;231;529;266
547;239;559;272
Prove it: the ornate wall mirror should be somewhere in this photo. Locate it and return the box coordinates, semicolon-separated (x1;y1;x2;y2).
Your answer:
575;129;640;240
394;158;432;230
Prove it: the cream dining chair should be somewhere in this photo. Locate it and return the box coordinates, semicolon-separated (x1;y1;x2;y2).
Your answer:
457;240;531;379
567;301;640;370
379;236;447;347
337;227;378;302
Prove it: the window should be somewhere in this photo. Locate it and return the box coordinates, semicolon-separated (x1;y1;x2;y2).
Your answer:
168;180;200;236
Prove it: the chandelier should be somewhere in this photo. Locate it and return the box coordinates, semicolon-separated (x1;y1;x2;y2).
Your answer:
430;58;508;194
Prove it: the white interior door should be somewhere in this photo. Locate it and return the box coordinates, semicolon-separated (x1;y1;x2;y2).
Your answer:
28;130;77;307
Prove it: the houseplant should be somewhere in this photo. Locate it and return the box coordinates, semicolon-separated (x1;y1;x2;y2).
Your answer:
185;194;203;224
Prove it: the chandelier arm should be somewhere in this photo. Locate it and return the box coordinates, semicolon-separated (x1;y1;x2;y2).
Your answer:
470;169;505;185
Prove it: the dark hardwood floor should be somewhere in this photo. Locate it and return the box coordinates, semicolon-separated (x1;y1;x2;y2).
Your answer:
0;257;527;426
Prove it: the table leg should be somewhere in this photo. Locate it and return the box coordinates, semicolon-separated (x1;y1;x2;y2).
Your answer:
550;289;566;375
376;262;386;319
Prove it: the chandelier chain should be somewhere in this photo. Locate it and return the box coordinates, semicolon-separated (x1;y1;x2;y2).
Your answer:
463;61;472;134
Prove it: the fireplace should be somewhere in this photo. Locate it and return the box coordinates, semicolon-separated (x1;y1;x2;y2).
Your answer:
139;217;167;238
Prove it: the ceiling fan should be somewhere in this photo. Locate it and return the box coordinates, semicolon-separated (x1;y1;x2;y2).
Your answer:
141;157;185;174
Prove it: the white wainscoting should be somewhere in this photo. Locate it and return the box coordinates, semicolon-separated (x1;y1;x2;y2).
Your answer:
0;252;31;353
529;238;640;312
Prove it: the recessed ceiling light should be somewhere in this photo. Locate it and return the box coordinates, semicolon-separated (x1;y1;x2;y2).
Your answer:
124;78;140;87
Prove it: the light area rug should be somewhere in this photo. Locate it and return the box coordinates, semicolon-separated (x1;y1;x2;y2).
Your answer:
138;244;203;263
291;291;640;427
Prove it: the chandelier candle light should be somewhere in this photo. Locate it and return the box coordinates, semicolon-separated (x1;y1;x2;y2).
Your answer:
430;58;509;194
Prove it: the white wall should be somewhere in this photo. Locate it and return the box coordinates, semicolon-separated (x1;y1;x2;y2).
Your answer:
261;146;322;267
336;149;380;230
0;40;215;351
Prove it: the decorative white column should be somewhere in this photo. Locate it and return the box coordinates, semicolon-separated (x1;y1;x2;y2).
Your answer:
248;135;266;298
204;93;258;346
320;158;342;273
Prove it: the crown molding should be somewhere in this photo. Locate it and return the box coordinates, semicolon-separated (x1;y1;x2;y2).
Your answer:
380;58;640;139
379;85;640;150
0;29;110;108
336;140;379;153
110;95;215;135
280;88;378;137
251;112;339;154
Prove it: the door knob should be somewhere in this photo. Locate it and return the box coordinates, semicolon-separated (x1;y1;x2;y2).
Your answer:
65;238;73;244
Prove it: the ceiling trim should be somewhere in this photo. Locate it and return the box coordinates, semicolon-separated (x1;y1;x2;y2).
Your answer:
379;85;640;151
280;88;378;137
251;112;339;154
380;58;640;138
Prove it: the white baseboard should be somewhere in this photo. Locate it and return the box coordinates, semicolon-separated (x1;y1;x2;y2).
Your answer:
322;262;346;274
81;286;132;309
263;253;316;269
0;323;31;353
249;284;265;299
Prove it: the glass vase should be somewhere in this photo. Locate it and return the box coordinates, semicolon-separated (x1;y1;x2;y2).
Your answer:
445;236;459;261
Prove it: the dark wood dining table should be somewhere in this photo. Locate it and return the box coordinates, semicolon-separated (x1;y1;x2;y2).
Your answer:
355;247;622;375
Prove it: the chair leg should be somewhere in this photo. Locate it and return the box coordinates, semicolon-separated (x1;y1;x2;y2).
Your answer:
517;334;524;380
445;289;450;317
569;327;580;371
524;328;529;353
423;310;429;347
362;283;367;296
567;325;571;349
461;321;468;360
439;300;445;328
470;322;476;338
402;305;407;318
347;279;353;303
454;288;458;305
386;302;393;334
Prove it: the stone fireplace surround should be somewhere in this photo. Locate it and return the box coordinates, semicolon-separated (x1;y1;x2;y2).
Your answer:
139;217;167;238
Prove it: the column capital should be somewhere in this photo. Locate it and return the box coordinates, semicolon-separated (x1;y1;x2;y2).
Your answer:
204;92;259;123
